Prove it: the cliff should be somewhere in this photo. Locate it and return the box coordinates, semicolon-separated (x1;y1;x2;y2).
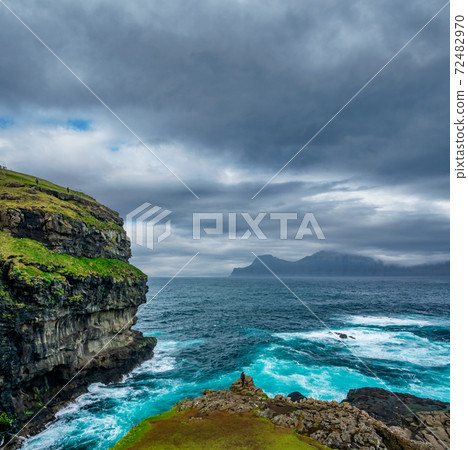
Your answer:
231;251;450;277
0;170;130;260
112;377;450;450
0;169;156;443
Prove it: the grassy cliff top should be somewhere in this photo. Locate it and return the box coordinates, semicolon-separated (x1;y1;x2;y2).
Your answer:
0;168;95;201
0;168;122;231
111;407;329;450
0;231;146;286
0;169;96;202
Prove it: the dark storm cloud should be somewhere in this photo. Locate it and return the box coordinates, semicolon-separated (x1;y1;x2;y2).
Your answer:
0;0;449;274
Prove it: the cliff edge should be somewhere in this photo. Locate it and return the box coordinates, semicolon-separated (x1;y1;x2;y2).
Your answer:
0;169;156;443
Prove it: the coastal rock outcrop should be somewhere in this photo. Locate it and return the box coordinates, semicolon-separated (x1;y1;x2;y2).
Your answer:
344;387;450;449
344;387;449;426
0;170;156;444
171;377;449;450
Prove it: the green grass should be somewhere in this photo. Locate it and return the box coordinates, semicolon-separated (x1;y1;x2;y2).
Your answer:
0;231;146;288
111;408;330;450
0;169;121;231
0;412;11;431
405;403;450;414
0;168;95;201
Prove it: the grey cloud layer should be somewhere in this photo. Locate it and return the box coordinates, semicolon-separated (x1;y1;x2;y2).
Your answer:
0;0;449;275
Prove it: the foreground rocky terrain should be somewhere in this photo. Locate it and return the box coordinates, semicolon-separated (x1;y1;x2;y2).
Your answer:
0;169;156;445
113;376;450;450
344;387;449;448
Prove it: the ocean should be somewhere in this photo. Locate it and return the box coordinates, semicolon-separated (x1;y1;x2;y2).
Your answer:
22;276;450;449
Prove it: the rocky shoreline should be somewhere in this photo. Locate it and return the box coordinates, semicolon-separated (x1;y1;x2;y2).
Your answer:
114;376;449;449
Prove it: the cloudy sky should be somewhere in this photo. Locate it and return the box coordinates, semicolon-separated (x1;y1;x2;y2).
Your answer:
0;0;449;276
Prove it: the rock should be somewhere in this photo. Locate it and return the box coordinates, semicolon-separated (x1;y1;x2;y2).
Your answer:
329;331;356;340
398;411;450;450
3;182;25;188
344;387;449;426
256;408;274;419
287;391;307;402
202;389;216;396
0;206;131;261
229;375;265;397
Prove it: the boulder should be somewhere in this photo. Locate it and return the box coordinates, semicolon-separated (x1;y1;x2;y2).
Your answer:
330;331;356;339
344;387;449;426
229;375;265;397
287;391;307;402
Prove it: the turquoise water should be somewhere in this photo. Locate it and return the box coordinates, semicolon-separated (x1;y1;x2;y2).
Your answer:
22;277;449;449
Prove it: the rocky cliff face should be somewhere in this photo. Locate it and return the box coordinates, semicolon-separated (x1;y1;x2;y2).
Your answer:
0;181;130;261
0;169;156;443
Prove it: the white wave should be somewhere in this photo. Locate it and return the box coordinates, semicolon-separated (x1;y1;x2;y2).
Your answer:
23;412;126;450
127;338;203;377
246;353;381;401
130;354;177;376
155;338;205;351
338;314;448;328
54;394;96;418
24;375;186;450
274;328;449;367
247;345;450;403
87;382;106;394
55;382;139;420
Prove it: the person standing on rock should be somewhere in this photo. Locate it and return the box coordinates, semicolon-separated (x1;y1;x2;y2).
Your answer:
241;371;246;387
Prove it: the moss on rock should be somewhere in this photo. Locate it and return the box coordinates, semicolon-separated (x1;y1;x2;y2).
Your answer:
0;231;145;291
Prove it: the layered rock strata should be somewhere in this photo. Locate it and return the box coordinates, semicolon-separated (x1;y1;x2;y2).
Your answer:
0;170;156;443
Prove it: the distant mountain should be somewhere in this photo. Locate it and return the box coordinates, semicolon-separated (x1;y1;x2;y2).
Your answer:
230;251;449;277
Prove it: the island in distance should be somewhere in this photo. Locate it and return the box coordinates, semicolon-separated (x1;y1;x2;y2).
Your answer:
230;251;449;277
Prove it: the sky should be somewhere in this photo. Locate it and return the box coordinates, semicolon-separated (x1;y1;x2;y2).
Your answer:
0;0;449;276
